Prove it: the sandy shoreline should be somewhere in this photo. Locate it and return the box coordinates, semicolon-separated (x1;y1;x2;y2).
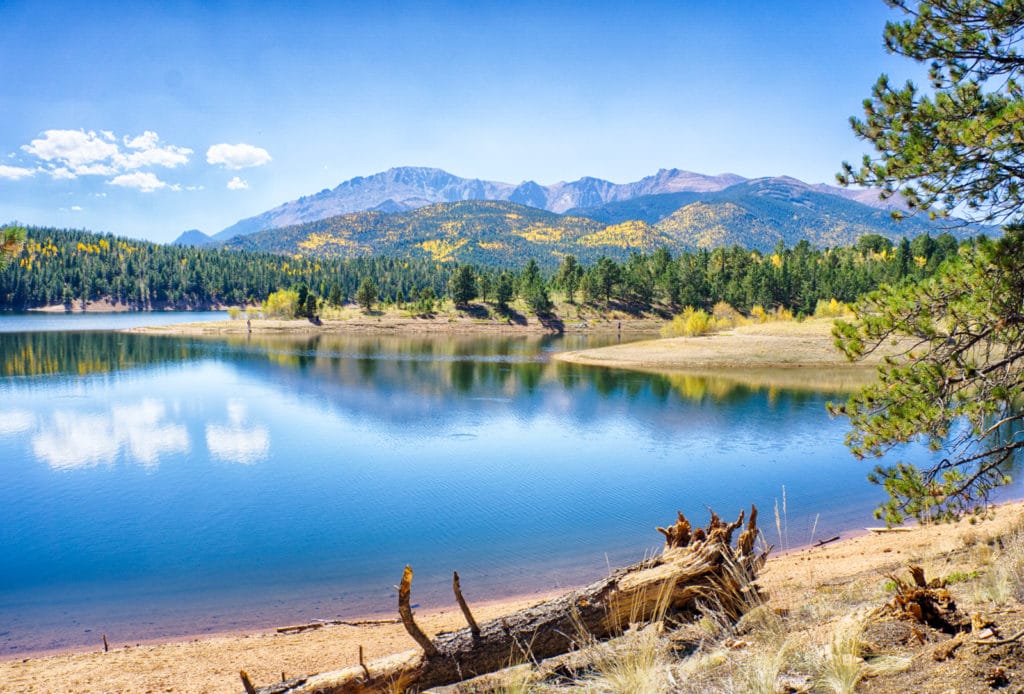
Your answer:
551;318;895;390
554;318;878;370
5;500;1023;692
126;313;666;336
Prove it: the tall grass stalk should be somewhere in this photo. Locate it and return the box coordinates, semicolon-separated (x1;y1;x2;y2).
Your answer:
774;486;789;550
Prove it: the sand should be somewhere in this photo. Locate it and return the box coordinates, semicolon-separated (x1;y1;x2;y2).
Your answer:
126;312;666;337
5;501;1023;693
552;318;900;391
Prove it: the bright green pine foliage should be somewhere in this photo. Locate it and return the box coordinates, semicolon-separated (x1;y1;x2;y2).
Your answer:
448;265;478;306
839;1;1024;222
835;1;1024;522
832;233;1024;523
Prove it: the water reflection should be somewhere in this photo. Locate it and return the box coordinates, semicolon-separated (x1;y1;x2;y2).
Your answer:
0;409;35;435
0;328;975;654
30;399;189;470
205;400;270;464
0;331;207;378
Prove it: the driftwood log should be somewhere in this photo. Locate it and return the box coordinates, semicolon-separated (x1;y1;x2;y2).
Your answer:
252;506;766;694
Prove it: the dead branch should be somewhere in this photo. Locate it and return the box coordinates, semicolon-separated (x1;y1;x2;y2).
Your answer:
250;506;767;694
358;645;371;681
453;571;480;637
976;628;1024;646
398;565;440;657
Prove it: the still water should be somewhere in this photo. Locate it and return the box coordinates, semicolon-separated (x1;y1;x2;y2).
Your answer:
0;310;228;333
0;321;993;654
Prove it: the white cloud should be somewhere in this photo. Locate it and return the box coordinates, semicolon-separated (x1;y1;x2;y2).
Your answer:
124;130;160;150
0;164;35;180
227;176;248;190
70;205;83;211
73;162;117;176
18;128;192;184
23;129;120;170
206;142;271;170
118;130;191;169
109;171;168;192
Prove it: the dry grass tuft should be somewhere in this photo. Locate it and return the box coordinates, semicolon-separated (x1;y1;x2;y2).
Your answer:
976;523;1024;605
577;625;672;694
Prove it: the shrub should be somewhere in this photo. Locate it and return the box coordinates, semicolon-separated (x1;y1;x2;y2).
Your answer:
750;305;769;323
814;298;851;318
662;307;715;337
261;289;299;318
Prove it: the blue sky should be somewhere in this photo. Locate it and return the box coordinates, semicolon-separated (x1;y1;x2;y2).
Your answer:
0;1;917;243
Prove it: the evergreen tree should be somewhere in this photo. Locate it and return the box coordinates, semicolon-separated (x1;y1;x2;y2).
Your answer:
478;272;493;303
555;254;583;304
416;286;436;314
448;265;478;307
355;277;378;312
328;283;343;307
295;284;310;318
495;272;514;310
834;1;1024;522
592;256;621;304
839;1;1024;223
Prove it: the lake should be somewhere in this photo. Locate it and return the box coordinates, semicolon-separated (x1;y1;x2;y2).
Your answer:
0;310;228;333
0;318;1005;655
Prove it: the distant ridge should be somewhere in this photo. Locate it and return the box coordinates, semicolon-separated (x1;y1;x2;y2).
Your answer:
172;229;215;246
223;190;970;268
210;167;763;242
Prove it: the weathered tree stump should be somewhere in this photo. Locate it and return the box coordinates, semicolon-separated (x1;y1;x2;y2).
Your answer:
252;506;766;694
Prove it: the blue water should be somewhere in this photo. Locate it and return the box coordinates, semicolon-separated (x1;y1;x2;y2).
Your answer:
0;310;228;333
0;327;1004;655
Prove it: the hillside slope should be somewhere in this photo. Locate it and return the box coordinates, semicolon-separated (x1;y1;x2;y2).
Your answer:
225;196;969;267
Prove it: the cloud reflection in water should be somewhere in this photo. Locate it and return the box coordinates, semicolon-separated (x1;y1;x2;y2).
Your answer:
31;399;189;470
205;400;270;464
0;410;37;436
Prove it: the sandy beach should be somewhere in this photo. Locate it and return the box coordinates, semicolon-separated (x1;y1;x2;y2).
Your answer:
4;500;1022;693
126;312;667;337
554;318;877;370
551;318;896;391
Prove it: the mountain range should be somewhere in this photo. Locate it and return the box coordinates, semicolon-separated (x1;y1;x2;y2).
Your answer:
176;166;968;265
